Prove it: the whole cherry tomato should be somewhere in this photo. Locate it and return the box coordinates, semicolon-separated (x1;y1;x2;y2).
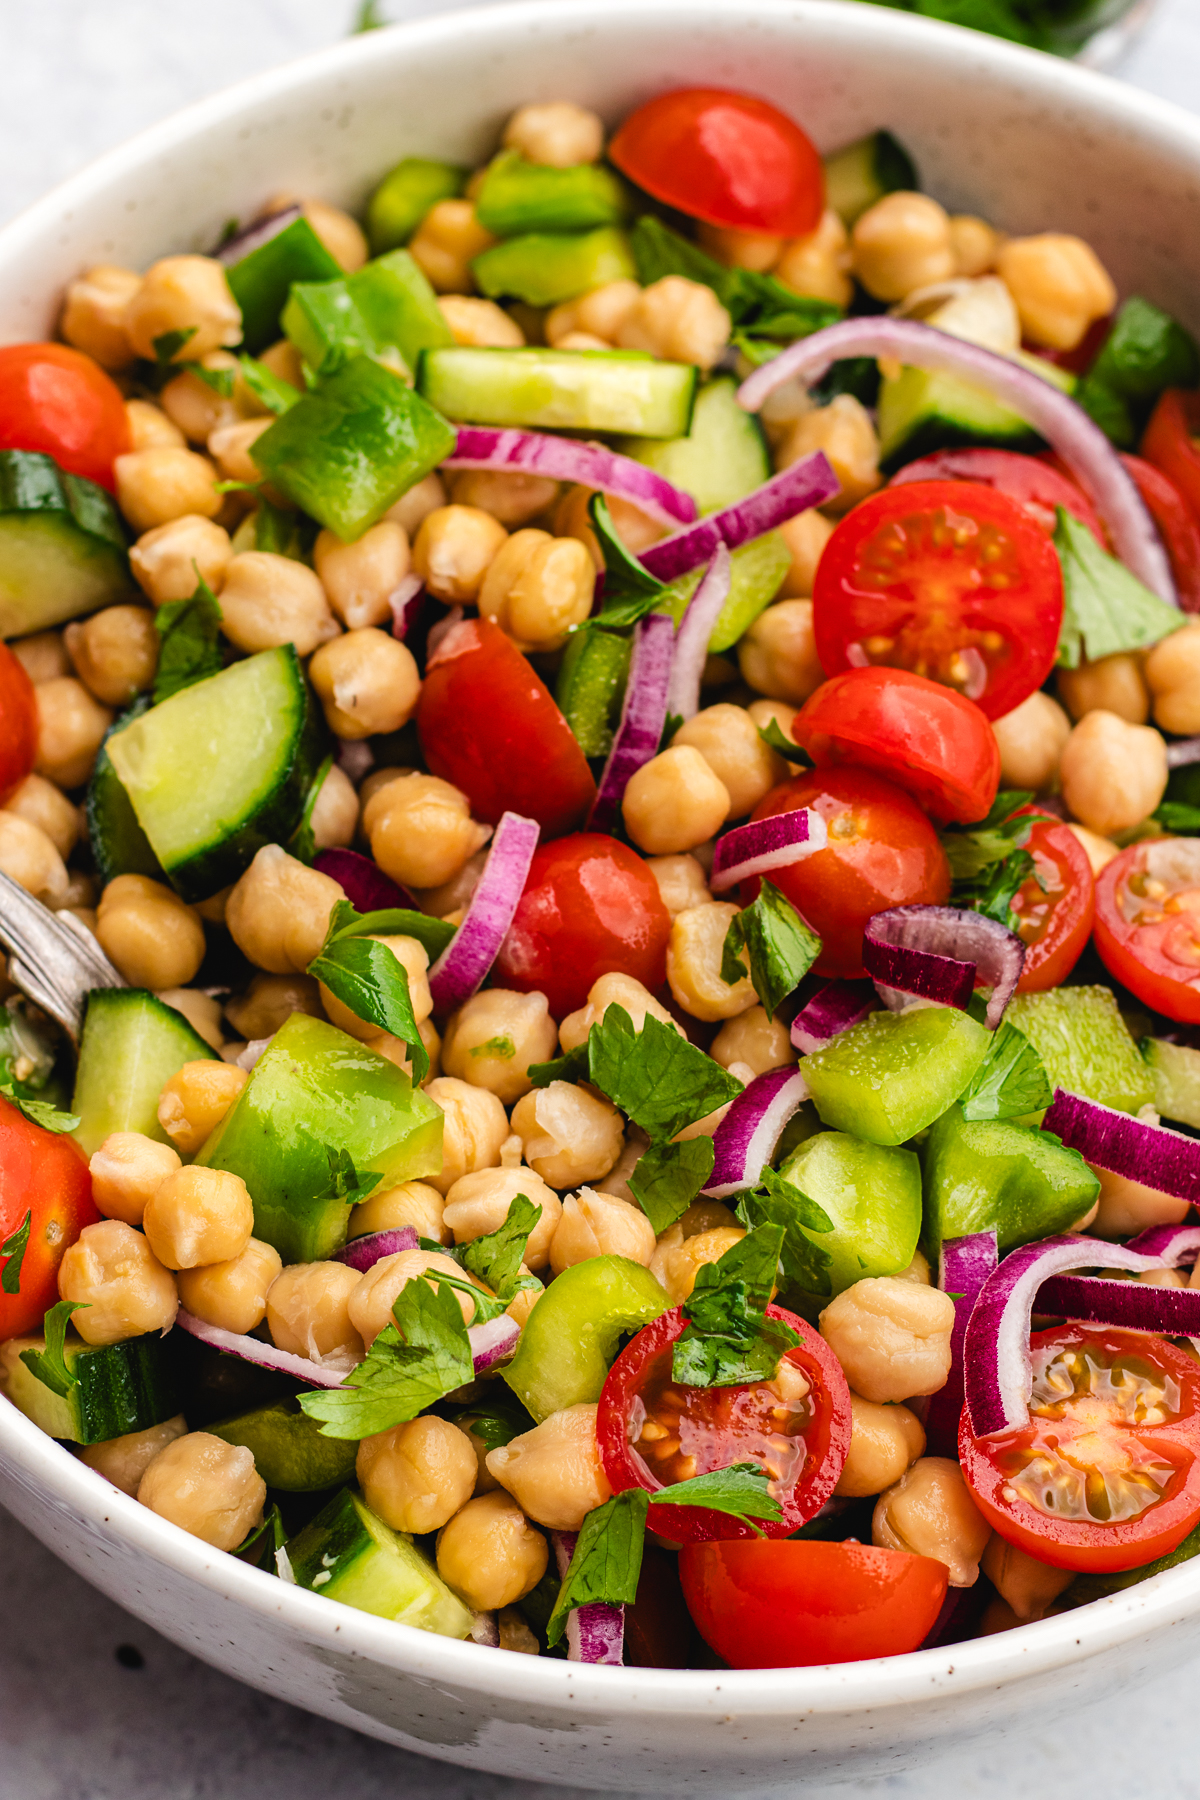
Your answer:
417;618;596;838
891;446;1105;544
608;88;824;237
1011;812;1095;992
1120;452;1200;614
597;1302;851;1543
679;1538;948;1669
0;343;130;491
960;1323;1200;1573
812;480;1064;721
0;642;38;805
495;833;670;1018
748;768;951;979
0;1094;100;1339
1141;389;1200;527
1093;837;1200;1023
791;666;1001;826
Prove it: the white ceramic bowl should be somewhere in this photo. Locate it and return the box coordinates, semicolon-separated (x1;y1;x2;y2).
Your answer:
5;3;1200;1789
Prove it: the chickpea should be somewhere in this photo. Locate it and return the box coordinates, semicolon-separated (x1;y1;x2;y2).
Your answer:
1059;709;1167;837
1145;623;1200;735
616;276;731;371
981;1533;1074;1621
549;1186;656;1274
897;1250;933;1286
176;1237;283;1334
440;988;558;1103
991;689;1071;792
126;399;186;452
60;264;141;369
775;508;834;600
314;520;411;631
950;215;1003;279
303;764;354;854
114;447;221;535
673;704;785;821
651;1224;745;1305
438;294;525;347
698;221;784;273
996;233;1116;352
58;1219;178;1344
775;209;854;308
0;812;68;906
308;628;420;740
497;1607;540;1654
666;901;756;1023
448;471;559;531
384;471;447;538
546;280;641;348
225;845;343;975
478;528;593;653
873;1456;990;1586
207;417;272;486
644;853;710;920
95;875;206;989
1092;1165;1188;1237
156;1060;247;1156
366;772;492;893
510;1082;624;1189
224;970;324;1041
89;1132;182;1227
63;605;158;708
137;1432;265;1551
79;1414;188;1497
412;505;508;603
1057;652;1150;726
351;1178;450;1245
142;1165;253;1270
442;1166;562;1269
422;1077;509;1196
710;1005;796;1078
737;599;824;704
158;355;242;443
11;631;70;685
34;677;112;788
777;395;880;515
6;773;79;860
352;1415;477;1537
834;1394;926;1498
852;192;956;302
125;256;241;362
486;1402;611;1531
820;1278;955;1405
622;746;729;857
503;101;603;167
437;1488;548;1611
266;1260;364;1365
349;1247;484;1346
1068;823;1120;875
217;551;338;657
558;971;682;1054
408;200;495;294
130;515;233;606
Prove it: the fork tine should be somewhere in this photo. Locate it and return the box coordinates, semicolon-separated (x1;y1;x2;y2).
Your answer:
0;869;125;1042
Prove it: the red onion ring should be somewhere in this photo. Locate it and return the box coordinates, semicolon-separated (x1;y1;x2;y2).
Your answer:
790;980;876;1054
639;452;840;585
703;1066;807;1200
313;847;419;913
443;427;696;531
1035;1272;1200;1334
332;1227;420;1271
863;906;1025;1030
924;1231;998;1458
428;811;540;1010
665;546;731;724
1041;1089;1200;1204
335;738;374;783
175;1307;349;1388
589;612;676;832
709;808;827;894
388;573;425;641
1126;1223;1200;1266
215;205;302;264
551;1530;625;1665
469;1312;521;1373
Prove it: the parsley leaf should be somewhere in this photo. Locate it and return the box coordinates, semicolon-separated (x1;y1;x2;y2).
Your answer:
588;494;668;628
0;1073;80;1135
545;1489;649;1647
151;326;197;367
1153;800;1200;834
322;899;456;963
586;1005;742;1143
254;496;312;560
287;753;333;866
238;355;301;415
630;217;840;340
234;1503;287;1568
190;361;236;398
153;577;224;703
528;1044;589;1088
454;1393;536;1453
319;1145;383;1208
756;716;811;765
628;1137;715;1234
0;1209;31;1296
19;1300;88;1397
735;1167;835;1300
959;1021;1051;1121
352;0;388;28
460;1194;542;1300
721;880;822;1018
298;1276;473;1438
941;792;1049;933
654;1460;783;1531
1055;507;1184;670
309;934;428;1082
672;1224;800;1388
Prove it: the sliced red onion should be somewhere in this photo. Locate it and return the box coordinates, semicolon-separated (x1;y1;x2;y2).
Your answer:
1166;738;1200;770
551;1530;625;1666
703;1067;807;1200
863;906;1025;1030
332;1227;419;1271
639;452;840;584
1126;1223;1200;1266
443;427;696;531
214;204;302;265
665;546;731;724
428;812;540;1010
388;573;425;642
1036;1272;1200;1333
468;1611;500;1647
963;1234;1169;1438
174;1307;348;1388
709;808;827;894
335;738;375;783
589;612;676;833
427;605;465;661
469;1312;521;1374
313;847;419;913
1041;1089;1200;1204
737;319;1176;604
790;980;876;1054
924;1231;998;1458
234;1035;273;1072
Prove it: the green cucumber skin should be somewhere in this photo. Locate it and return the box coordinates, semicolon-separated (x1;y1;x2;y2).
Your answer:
555;626;632;758
72;987;219;1158
823;130;919;228
209;1400;357;1491
503;1255;671;1422
418;347;697;438
286;1488;473;1636
367;158;467;256
86;700;165;886
922;1104;1100;1259
0;450;133;636
617;377;770;517
1;1330;181;1445
801;1007;991;1147
226;215;343;353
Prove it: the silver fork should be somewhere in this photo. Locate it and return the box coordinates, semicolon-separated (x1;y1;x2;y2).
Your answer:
0;869;124;1042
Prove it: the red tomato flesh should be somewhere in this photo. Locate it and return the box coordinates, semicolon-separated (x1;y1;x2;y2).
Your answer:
813;480;1065;721
960;1324;1200;1572
792;666;1001;826
679;1538;948;1668
0;1094;99;1338
890;446;1106;544
0;642;38;805
417;617;596;838
1012;813;1095;992
495;832;671;1019
749;768;951;979
1094;837;1200;1023
608;88;824;237
0;343;130;492
597;1302;851;1544
1141;389;1200;529
1120;452;1200;614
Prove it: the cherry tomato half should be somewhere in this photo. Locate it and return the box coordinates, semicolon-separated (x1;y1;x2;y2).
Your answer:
812;480;1065;721
608;88;824;237
792;666;1000;826
417;618;596;838
1141;389;1200;528
1121;452;1200;614
495;833;671;1018
749;768;951;979
891;447;1106;544
1093;837;1200;1023
597;1302;850;1543
0;642;38;805
679;1538;949;1669
1012;811;1095;992
0;1094;99;1339
960;1323;1200;1573
0;343;130;492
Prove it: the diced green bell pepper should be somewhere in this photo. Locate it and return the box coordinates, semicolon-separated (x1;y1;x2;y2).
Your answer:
1005;986;1153;1116
503;1255;671;1422
475;150;630;237
922;1103;1100;1257
250;355;456;541
801;1006;991;1147
195;1011;443;1263
209;1399;357;1491
225;216;343;353
776;1130;923;1298
1059;1517;1200;1609
1077;297;1200;449
284;249;453;380
556;625;632;758
658;531;791;653
366;157;466;255
472;226;635;308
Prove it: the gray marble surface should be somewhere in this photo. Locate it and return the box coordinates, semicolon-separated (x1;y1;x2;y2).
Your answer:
3;2;1200;1794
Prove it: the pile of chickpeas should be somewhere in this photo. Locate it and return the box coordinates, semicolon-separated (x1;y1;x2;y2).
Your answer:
0;96;1166;1647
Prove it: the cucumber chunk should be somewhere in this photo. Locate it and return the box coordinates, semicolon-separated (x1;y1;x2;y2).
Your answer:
0;450;132;637
1005;986;1153;1116
824;131;919;228
658;531;791;653
617;376;770;516
105;644;323;902
472;227;636;308
800;1006;991;1146
502;1255;670;1422
1143;1038;1200;1130
87;700;164;885
72;987;219;1158
878;354;1075;472
0;1329;181;1445
776;1130;923;1298
209;1399;358;1491
286;1487;473;1636
417;347;697;438
922;1104;1100;1257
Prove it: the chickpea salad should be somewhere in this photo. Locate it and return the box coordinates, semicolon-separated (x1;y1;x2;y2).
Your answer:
4;86;1200;1672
